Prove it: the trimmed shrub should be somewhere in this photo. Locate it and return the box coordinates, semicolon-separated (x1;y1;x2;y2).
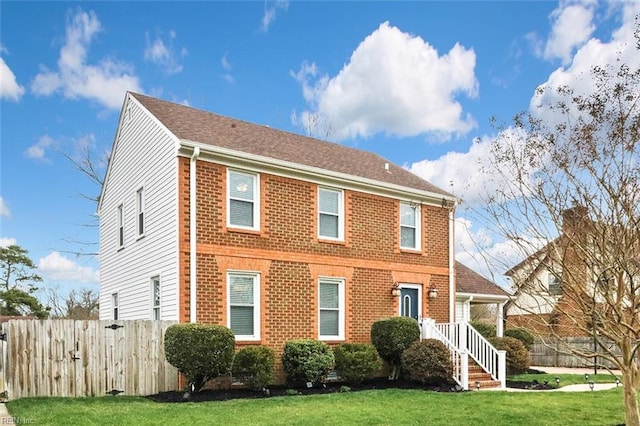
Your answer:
164;323;235;392
504;328;535;350
282;339;334;386
470;321;496;339
371;317;421;379
401;339;454;385
333;343;382;383
489;336;530;375
232;346;275;391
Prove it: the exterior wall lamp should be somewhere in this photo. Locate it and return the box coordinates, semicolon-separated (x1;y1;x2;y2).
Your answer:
428;284;438;299
391;283;401;297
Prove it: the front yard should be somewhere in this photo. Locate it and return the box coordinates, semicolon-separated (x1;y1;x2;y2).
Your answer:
6;386;633;425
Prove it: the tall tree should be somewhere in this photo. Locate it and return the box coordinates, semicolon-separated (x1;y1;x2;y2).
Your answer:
0;245;50;318
478;33;640;424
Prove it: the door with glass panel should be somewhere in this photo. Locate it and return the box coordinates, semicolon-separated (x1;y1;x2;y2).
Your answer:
400;287;419;320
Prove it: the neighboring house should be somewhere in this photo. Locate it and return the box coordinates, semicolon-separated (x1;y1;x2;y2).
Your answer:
98;92;504;388
455;261;509;337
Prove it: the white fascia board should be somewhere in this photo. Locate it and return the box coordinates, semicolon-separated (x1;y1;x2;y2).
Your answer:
456;292;510;303
178;140;459;207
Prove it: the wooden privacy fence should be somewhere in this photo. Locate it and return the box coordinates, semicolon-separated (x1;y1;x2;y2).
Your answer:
0;319;180;400
531;337;621;369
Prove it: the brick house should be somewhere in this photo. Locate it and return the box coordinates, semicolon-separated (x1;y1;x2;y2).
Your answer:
98;92;504;388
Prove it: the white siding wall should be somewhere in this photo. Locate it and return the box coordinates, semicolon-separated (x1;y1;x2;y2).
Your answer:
99;98;179;320
507;268;557;316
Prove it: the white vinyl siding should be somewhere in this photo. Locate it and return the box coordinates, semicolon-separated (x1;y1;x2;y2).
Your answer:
136;187;145;237
227;272;260;340
318;278;345;340
318;187;344;240
400;203;421;250
151;276;160;320
227;170;259;230
98;97;180;320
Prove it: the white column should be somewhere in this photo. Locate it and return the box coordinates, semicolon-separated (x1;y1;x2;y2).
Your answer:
496;302;505;337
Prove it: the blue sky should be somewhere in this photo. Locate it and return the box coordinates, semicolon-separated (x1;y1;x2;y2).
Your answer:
1;1;639;300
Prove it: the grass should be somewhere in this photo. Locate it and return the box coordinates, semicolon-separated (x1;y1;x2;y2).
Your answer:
6;386;634;426
510;371;622;387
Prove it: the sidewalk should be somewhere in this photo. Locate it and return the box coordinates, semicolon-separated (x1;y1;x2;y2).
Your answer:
0;402;10;422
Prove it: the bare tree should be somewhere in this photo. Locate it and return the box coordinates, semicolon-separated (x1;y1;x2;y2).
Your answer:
477;38;640;424
48;288;99;320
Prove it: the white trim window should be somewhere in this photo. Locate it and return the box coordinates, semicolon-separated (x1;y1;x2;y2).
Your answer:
117;204;124;248
112;293;119;320
227;170;260;230
151;276;160;320
318;187;344;240
227;272;260;340
400;202;421;250
318;278;345;340
136;187;145;237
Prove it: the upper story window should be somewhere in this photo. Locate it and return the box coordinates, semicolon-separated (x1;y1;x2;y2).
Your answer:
318;187;344;240
318;278;345;340
548;273;562;296
117;204;124;248
228;170;259;230
227;271;260;341
136;187;145;237
151;276;160;320
400;202;421;250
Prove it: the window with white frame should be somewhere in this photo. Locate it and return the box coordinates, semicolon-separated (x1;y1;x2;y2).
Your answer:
112;293;119;320
117;204;124;248
227;170;259;230
136;187;145;237
400;202;421;250
151;276;160;320
318;187;344;240
318;278;345;340
227;272;260;340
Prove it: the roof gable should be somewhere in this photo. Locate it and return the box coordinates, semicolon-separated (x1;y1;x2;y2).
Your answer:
129;92;453;199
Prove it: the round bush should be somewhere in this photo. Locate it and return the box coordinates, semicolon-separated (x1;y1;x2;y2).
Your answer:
232;346;275;391
504;328;534;350
282;339;334;386
371;317;420;379
164;323;235;392
489;336;530;375
470;321;496;339
401;339;454;385
333;343;382;383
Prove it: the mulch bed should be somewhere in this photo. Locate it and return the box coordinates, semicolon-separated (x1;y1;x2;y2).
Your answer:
146;377;462;403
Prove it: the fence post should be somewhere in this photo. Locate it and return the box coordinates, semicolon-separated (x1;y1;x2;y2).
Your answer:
461;350;469;390
498;350;507;389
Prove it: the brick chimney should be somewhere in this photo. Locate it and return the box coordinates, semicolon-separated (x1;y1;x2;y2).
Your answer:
561;205;589;236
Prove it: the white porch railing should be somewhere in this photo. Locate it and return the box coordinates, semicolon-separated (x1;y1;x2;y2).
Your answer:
421;319;506;390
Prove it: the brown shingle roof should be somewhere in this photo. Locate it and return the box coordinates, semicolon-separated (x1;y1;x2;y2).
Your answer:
456;261;509;296
130;92;453;198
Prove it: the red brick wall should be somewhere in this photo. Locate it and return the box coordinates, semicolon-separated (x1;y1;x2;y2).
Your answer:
178;158;452;382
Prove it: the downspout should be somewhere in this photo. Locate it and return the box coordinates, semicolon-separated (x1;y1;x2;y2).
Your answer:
189;147;200;323
449;208;455;323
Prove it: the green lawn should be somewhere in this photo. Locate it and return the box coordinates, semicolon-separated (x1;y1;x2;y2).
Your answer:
509;371;622;387
6;387;633;426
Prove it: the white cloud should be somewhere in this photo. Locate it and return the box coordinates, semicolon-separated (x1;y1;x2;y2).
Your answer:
0;55;25;101
221;53;234;83
0;196;10;217
0;238;17;247
38;251;99;285
293;22;478;142
25;135;55;162
543;1;596;64
261;0;289;32
31;8;142;110
144;30;186;75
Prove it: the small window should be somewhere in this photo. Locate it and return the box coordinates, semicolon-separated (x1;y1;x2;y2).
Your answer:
400;203;421;250
117;204;124;248
227;170;259;230
112;293;119;320
548;274;562;295
136;188;145;237
151;276;160;320
318;188;344;240
227;272;260;340
318;278;345;340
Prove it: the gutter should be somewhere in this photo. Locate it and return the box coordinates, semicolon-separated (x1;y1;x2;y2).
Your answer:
189;147;200;323
449;208;456;323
